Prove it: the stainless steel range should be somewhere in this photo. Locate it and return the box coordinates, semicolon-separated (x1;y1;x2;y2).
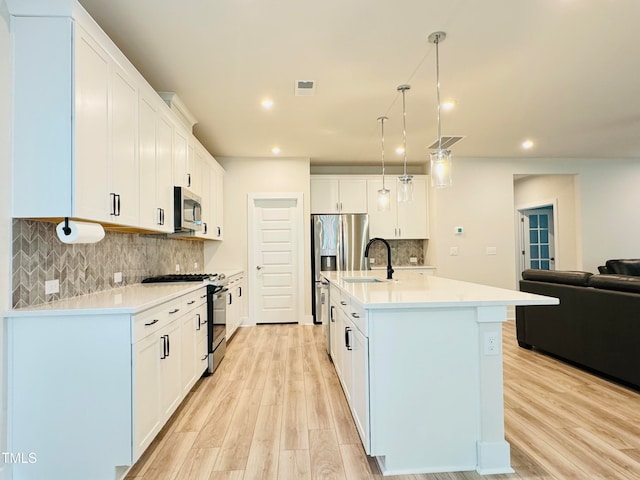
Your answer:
142;273;228;374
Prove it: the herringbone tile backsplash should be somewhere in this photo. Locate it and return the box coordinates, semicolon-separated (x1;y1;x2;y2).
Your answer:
367;239;426;267
12;219;204;308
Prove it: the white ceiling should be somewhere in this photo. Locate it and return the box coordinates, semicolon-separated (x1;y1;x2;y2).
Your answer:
78;0;640;166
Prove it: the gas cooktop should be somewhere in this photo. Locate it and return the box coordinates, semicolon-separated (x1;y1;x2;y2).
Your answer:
142;273;225;283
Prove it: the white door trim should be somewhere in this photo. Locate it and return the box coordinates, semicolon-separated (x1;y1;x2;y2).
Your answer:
247;192;304;325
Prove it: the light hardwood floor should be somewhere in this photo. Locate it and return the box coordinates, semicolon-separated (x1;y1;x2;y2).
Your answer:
126;321;640;480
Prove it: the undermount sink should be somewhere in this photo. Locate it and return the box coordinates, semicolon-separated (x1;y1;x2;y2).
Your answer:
343;277;384;283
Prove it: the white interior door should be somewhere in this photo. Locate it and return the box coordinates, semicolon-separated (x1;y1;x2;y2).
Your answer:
249;193;303;324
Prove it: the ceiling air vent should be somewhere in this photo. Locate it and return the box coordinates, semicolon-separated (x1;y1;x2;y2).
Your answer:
295;80;316;96
428;136;465;150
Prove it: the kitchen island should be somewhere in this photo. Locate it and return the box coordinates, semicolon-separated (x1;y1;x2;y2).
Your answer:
322;270;558;476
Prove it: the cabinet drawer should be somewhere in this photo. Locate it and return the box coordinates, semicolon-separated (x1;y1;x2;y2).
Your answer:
349;300;367;336
178;288;207;313
134;298;181;342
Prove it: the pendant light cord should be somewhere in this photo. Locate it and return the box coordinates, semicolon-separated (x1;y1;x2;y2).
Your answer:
435;33;442;151
397;85;410;176
378;116;387;189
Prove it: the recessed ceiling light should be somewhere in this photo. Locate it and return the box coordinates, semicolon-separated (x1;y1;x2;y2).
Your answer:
521;139;534;150
261;99;274;109
271;146;281;154
395;146;405;155
441;99;456;111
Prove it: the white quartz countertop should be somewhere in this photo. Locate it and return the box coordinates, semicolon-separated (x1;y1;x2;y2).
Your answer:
5;282;209;317
322;270;559;309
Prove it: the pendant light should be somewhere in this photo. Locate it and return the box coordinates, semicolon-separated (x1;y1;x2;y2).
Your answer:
376;116;391;211
397;84;413;203
429;31;453;188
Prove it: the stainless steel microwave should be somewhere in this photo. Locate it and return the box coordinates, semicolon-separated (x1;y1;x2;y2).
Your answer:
174;187;203;233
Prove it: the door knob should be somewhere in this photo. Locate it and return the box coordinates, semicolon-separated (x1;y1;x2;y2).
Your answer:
256;265;263;270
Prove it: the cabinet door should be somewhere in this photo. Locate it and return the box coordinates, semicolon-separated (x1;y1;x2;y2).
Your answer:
367;178;397;239
311;177;339;214
138;95;158;230
212;161;224;240
156;113;175;232
339;179;368;213
187;140;203;196
349;321;369;451
329;302;339;361
133;333;162;460
397;177;429;239
196;157;213;238
110;65;139;226
74;26;110;222
341;310;353;403
173;126;189;188
181;309;200;393
160;320;182;418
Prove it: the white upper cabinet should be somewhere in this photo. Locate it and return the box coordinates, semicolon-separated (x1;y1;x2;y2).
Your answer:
11;14;140;226
139;92;174;232
10;4;228;238
310;176;367;214
367;175;429;239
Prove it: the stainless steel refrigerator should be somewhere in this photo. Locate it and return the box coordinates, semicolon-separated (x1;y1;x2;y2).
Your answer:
311;214;369;328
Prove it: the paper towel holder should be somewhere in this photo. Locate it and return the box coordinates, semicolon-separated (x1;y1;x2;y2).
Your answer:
61;217;72;236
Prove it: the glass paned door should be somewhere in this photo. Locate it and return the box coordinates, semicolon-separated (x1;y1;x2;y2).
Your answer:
521;207;555;271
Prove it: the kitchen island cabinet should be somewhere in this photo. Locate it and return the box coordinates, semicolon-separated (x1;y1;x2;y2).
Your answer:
322;270;557;476
5;283;210;480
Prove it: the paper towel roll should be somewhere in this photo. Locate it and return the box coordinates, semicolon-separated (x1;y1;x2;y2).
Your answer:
56;220;105;244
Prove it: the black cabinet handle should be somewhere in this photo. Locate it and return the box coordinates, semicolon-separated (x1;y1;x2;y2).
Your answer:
351;313;360;319
187;300;196;305
200;315;207;326
345;327;352;350
169;308;180;314
217;226;221;237
144;319;159;327
161;335;168;359
330;305;335;323
166;334;170;356
110;193;117;216
238;286;242;297
115;194;121;216
200;294;207;299
201;354;208;361
203;222;208;234
196;313;201;330
187;173;191;187
340;301;347;306
157;208;164;225
229;293;233;305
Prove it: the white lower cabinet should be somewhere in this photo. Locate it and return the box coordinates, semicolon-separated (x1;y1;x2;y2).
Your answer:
226;272;245;340
7;286;209;480
332;291;370;451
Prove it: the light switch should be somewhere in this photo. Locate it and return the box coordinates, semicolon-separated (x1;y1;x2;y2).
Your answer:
486;247;497;255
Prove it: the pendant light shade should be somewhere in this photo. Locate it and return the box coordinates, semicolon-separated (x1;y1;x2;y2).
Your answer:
376;116;391;212
397;84;413;203
428;31;453;188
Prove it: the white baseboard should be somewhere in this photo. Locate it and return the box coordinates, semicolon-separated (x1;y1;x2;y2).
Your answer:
300;314;314;325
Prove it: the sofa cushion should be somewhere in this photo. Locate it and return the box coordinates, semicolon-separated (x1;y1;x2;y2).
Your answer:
588;274;640;294
521;269;593;286
605;259;640;276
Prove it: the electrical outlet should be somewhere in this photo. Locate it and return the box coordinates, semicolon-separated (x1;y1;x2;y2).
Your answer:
45;279;59;295
409;257;418;264
175;264;180;272
369;258;375;264
194;262;199;270
484;332;500;355
114;272;123;283
449;246;459;256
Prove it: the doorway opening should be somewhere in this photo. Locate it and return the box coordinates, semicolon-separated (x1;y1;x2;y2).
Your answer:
517;204;556;280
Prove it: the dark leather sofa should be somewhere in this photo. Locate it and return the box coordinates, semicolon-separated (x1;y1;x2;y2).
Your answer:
516;268;640;389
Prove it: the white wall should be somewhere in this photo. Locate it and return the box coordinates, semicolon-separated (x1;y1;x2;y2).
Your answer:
203;157;312;319
514;174;579;271
429;157;640;289
1;0;11;477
